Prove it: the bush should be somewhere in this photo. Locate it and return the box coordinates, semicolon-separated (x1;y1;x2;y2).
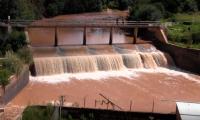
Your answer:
22;105;54;120
118;0;128;10
192;32;200;44
0;69;10;93
2;51;23;76
8;30;27;52
180;0;198;12
17;47;33;65
0;30;27;56
129;4;163;21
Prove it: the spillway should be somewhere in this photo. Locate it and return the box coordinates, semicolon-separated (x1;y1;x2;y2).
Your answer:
33;45;174;76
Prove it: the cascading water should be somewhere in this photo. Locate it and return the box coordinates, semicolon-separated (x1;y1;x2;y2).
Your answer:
95;55;124;71
33;45;174;76
34;57;65;76
63;56;97;73
122;53;143;68
140;53;158;69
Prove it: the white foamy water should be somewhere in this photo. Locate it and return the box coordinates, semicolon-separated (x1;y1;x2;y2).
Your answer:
30;67;200;84
30;70;136;83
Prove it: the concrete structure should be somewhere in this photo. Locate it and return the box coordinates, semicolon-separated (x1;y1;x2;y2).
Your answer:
0;66;29;105
176;102;200;120
155;41;200;74
0;20;168;46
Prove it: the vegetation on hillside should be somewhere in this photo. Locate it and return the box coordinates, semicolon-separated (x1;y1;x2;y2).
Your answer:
167;15;200;49
127;0;200;49
128;0;200;21
0;48;32;93
0;28;32;93
0;0;128;19
0;30;27;56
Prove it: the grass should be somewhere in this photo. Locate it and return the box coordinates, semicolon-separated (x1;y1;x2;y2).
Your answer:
169;41;200;49
166;12;200;49
174;12;200;22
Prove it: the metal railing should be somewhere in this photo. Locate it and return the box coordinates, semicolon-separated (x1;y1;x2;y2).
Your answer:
0;20;162;28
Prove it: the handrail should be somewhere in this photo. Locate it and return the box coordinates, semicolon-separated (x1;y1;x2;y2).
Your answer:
0;20;162;28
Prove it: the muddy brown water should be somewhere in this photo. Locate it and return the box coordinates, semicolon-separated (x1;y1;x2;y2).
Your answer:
7;10;200;115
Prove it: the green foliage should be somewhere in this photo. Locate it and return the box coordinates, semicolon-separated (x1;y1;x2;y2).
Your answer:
9;30;26;51
0;69;10;93
129;4;163;21
44;0;103;17
17;47;33;65
179;0;198;12
3;51;23;76
118;0;128;10
128;0;200;21
16;0;37;20
22;105;55;120
0;0;18;19
0;0;44;20
167;23;200;49
0;30;27;55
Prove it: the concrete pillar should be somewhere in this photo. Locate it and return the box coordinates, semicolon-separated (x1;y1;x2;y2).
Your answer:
55;27;58;47
109;27;113;45
24;28;30;44
83;27;87;45
7;16;12;34
133;28;138;44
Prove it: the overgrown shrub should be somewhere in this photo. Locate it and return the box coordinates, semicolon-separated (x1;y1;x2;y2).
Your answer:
2;51;23;76
167;23;200;49
118;0;128;10
17;47;33;65
192;32;200;44
129;4;163;21
22;105;54;120
0;30;27;56
0;69;10;93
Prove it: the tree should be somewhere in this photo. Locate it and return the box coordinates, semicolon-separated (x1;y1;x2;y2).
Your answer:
16;0;37;20
0;70;10;94
3;51;23;76
8;30;27;52
0;0;18;19
118;0;128;10
180;0;198;12
17;47;33;65
129;4;163;21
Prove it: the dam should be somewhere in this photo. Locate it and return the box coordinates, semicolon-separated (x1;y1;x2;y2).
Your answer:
32;45;172;76
4;11;200;114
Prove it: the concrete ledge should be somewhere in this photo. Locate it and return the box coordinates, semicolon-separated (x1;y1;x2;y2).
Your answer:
0;66;29;105
155;42;200;74
148;28;168;44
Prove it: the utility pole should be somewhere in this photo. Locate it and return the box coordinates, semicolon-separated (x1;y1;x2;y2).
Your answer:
59;95;65;120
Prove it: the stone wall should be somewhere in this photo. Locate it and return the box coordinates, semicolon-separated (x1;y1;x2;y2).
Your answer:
155;42;200;74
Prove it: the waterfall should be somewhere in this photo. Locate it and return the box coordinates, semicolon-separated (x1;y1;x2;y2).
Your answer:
122;53;143;68
140;53;158;69
33;51;174;76
63;56;97;73
95;55;125;71
34;57;65;76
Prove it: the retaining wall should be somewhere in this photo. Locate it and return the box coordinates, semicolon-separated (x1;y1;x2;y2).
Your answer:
0;66;29;104
155;42;200;74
